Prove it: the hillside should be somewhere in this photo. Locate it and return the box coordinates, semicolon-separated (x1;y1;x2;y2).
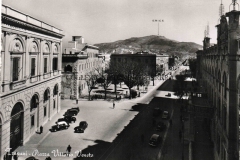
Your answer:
94;35;202;59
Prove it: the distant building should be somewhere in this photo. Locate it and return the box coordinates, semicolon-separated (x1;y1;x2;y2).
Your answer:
62;36;102;99
196;9;240;160
156;54;169;73
110;52;156;76
0;4;64;157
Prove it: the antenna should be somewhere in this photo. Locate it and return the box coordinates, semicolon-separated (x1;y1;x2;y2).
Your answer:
219;0;225;16
229;0;239;11
204;28;207;38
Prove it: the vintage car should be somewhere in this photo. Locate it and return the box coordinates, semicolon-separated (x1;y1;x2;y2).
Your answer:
50;121;70;132
74;121;88;133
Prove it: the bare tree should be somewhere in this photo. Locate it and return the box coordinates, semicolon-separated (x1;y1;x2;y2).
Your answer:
96;66;112;99
85;70;98;100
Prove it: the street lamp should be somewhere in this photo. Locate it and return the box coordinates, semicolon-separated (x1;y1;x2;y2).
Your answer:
152;19;164;36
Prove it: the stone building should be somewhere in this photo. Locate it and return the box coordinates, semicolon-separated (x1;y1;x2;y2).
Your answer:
62;36;102;99
110;52;157;76
196;8;240;160
156;54;169;73
0;5;64;157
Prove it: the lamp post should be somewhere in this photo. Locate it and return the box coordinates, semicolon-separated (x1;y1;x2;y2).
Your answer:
152;19;164;36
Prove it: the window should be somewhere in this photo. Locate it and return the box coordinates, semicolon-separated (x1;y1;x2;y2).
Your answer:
44;106;47;117
53;100;55;109
31;115;34;127
44;58;48;73
12;57;20;81
31;58;36;76
52;58;58;71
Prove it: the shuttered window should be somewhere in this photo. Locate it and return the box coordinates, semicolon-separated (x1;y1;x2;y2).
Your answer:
31;58;36;76
44;58;47;73
12;57;19;81
52;58;58;71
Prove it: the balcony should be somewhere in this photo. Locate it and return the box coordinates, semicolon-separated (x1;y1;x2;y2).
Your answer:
43;72;51;79
10;79;26;90
30;75;38;83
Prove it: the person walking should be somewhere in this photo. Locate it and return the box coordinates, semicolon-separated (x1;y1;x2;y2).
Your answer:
13;153;18;160
113;101;115;109
66;145;72;156
40;125;43;134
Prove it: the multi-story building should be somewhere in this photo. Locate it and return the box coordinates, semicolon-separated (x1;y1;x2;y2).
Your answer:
110;52;156;76
156;54;169;73
0;5;64;157
196;5;240;160
62;36;102;99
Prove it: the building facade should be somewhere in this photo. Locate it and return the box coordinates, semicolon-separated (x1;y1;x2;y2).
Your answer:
110;52;157;76
0;5;64;157
196;10;240;160
62;36;102;99
156;54;169;73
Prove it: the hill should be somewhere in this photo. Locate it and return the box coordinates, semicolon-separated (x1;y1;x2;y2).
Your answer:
94;35;202;59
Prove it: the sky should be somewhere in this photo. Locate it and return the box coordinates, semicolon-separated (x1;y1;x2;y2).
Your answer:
2;0;233;48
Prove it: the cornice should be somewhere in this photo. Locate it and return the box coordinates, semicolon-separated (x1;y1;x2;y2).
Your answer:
2;14;64;39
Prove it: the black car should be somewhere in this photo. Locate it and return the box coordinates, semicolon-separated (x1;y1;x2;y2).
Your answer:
64;109;79;116
56;116;76;124
50;121;70;132
64;116;76;123
149;134;161;147
156;122;166;131
74;121;88;133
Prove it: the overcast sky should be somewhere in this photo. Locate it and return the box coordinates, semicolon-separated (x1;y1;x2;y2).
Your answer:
2;0;232;47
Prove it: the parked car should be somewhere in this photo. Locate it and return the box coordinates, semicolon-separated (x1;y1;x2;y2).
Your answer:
71;107;80;112
156;122;166;131
149;134;161;147
64;116;76;123
50;121;70;132
56;116;76;124
153;107;162;117
64;109;79;116
162;111;169;119
74;121;88;133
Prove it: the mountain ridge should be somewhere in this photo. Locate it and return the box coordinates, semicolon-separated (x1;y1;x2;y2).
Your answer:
94;35;202;57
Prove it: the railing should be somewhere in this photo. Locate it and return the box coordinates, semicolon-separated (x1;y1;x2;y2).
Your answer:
2;5;63;34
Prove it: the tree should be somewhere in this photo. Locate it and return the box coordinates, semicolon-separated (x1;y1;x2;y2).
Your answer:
85;70;98;100
96;67;112;99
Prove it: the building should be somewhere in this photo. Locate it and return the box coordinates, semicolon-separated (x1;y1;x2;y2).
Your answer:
62;36;102;99
156;54;169;73
196;5;240;160
110;52;156;76
0;4;64;157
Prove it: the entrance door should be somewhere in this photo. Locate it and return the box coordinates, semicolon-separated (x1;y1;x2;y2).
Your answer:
10;102;23;151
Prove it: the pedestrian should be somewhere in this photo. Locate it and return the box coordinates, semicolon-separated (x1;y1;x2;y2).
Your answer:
141;134;145;143
13;153;18;160
66;145;71;156
40;125;43;134
113;101;115;109
45;156;51;160
76;99;78;104
3;152;8;160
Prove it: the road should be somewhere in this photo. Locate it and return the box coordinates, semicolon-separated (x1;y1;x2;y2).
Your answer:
15;66;189;160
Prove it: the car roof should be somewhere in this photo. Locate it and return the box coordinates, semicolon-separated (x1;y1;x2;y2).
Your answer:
163;111;168;113
80;121;87;123
151;134;159;139
57;121;66;124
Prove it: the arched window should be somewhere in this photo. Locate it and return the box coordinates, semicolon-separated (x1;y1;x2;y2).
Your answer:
53;84;58;96
30;94;39;111
44;89;50;102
